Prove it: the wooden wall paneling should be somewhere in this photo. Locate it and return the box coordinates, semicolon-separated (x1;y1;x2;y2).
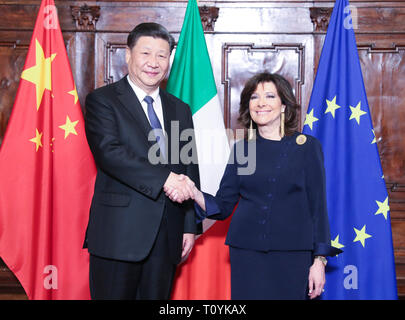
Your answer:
0;259;27;299
92;1;187;33
389;186;405;297
391;203;405;257
222;42;306;130
95;32;128;87
213;33;314;132
69;4;99;110
0;38;29;145
353;35;405;298
356;42;405;184
0;3;37;31
68;31;96;111
213;5;314;34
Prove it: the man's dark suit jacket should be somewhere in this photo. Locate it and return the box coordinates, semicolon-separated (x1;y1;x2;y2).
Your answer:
83;76;200;264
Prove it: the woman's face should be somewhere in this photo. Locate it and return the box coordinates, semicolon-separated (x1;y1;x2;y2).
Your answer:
249;81;285;129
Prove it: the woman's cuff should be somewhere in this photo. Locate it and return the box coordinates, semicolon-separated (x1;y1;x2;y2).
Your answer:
194;192;221;224
313;242;343;257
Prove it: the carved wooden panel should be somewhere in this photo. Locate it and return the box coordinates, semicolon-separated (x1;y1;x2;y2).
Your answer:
95;33;128;87
0;40;29;145
222;42;306;130
0;259;27;300
71;4;100;31
199;5;219;32
354;38;405;268
357;44;405;184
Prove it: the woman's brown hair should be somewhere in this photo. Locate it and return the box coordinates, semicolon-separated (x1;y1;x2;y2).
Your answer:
238;72;299;137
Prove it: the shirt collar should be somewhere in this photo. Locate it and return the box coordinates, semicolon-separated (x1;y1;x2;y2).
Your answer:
127;75;160;103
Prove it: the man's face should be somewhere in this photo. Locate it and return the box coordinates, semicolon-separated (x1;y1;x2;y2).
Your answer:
125;36;171;94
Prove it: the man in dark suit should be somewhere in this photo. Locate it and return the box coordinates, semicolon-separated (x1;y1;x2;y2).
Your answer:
83;22;200;299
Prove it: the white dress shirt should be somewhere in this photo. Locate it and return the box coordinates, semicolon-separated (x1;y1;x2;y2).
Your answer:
127;75;166;134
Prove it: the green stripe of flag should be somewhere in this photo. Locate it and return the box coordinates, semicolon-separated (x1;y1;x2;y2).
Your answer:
166;0;217;115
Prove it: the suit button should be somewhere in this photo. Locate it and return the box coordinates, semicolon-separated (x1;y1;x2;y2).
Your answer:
267;193;272;198
259;219;266;224
262;205;268;210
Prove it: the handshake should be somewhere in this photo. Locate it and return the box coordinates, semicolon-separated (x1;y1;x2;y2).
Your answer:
163;172;200;204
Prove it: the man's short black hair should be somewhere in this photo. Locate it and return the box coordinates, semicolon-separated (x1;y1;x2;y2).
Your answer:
127;22;175;53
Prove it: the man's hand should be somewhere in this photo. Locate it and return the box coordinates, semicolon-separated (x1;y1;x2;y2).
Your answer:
163;173;195;203
180;233;195;264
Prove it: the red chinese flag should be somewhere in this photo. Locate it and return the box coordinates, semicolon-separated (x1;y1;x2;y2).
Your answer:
0;0;96;299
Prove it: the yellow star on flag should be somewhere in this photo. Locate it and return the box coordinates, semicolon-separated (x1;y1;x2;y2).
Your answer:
303;108;319;130
353;225;372;247
68;85;79;105
325;96;341;118
29;128;43;152
59;115;79;139
375;196;390;220
21;39;57;111
371;129;377;144
331;235;345;250
349;101;367;125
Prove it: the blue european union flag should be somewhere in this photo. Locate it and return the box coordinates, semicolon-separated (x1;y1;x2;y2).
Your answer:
303;0;397;299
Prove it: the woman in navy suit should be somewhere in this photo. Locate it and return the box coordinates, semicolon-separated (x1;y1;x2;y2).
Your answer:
173;73;342;300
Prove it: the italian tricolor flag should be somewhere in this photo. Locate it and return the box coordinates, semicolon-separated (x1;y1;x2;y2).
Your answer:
167;0;231;299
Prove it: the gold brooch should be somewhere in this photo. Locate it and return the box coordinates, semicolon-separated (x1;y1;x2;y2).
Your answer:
296;134;307;145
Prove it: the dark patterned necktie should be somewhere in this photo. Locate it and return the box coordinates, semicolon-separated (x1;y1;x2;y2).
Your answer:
144;95;165;159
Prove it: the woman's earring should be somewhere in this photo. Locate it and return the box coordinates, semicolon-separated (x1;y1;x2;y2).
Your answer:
248;119;255;140
280;111;285;138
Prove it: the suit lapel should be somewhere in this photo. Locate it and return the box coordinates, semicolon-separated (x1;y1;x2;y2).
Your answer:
116;76;152;141
115;77;177;162
160;89;177;163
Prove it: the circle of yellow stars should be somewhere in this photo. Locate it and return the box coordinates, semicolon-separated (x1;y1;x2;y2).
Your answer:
303;95;391;252
23;39;80;152
330;195;390;251
304;95;368;129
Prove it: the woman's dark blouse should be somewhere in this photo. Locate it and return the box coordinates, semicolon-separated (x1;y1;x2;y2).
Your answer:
195;131;341;256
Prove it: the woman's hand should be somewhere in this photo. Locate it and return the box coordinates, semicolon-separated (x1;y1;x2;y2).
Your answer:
308;258;326;299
